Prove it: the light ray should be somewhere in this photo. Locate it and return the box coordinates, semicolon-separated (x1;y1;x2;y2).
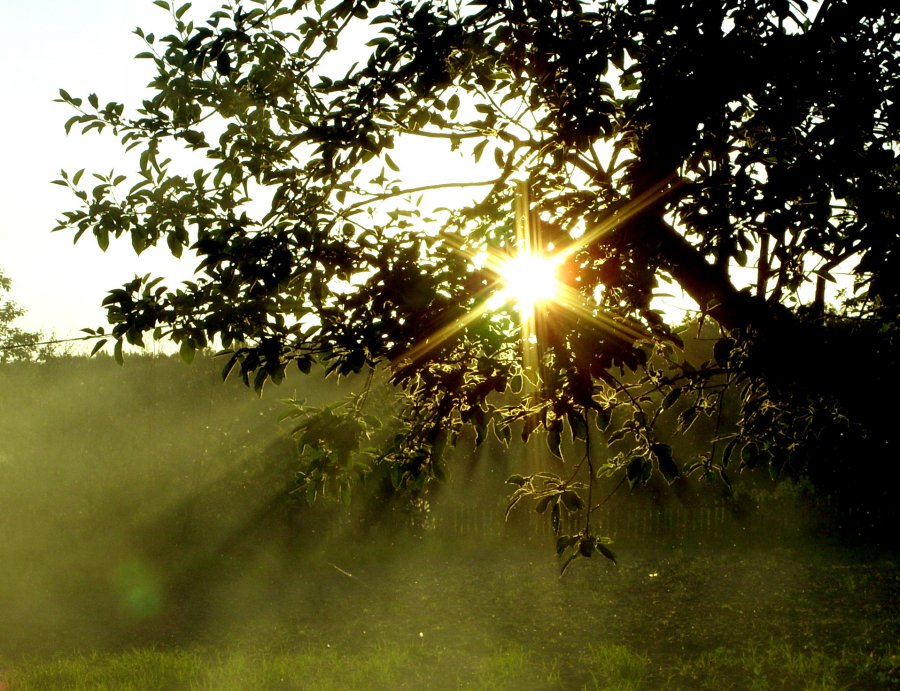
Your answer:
391;175;680;378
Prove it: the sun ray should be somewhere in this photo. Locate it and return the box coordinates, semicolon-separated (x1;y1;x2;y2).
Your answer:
391;175;679;380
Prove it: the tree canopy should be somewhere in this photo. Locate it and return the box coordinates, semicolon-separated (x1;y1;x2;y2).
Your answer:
55;0;899;565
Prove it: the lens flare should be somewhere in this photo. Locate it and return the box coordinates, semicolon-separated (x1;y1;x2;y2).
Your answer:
496;251;562;310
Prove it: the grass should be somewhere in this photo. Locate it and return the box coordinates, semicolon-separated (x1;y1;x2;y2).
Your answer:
1;542;897;690
2;644;549;690
5;640;895;690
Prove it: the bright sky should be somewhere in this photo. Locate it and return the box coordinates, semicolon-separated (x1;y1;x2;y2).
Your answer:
0;1;699;346
0;1;222;340
0;0;491;343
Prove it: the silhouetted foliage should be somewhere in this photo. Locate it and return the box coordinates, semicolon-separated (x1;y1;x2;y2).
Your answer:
56;1;899;567
0;271;53;363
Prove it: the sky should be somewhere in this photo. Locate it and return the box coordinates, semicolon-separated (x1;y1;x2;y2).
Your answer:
0;0;221;340
0;0;699;347
0;0;498;344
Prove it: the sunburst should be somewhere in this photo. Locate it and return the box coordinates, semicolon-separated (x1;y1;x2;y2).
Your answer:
391;176;677;375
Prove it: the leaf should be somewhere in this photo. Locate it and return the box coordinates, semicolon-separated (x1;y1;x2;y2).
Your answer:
113;339;124;366
597;543;617;564
768;457;783;481
626;455;647;489
506;474;528;487
721;437;740;468
718;468;733;494
651;443;680;483
560;552;579;576
561;490;584;512
546;426;563;458
677;406;697;431
535;494;553;514
473;139;488;162
447;93;460;110
570;535;591;558
740;442;761;469
662;387;681;410
607;427;628;444
556;534;575;555
253;367;268;395
568;411;589;442
216;51;231;76
385;153;399;172
595;408;612;430
180;339;196;364
713;338;734;364
493;146;505;168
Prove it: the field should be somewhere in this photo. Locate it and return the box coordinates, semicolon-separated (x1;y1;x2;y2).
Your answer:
0;357;896;689
2;537;897;690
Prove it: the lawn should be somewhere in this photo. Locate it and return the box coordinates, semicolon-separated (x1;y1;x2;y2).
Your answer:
2;539;897;689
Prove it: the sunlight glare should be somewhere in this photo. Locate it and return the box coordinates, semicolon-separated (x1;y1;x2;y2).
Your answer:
496;251;562;310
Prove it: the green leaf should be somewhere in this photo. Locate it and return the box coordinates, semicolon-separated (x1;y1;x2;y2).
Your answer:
384;153;399;171
179;340;196;364
113;339;124;366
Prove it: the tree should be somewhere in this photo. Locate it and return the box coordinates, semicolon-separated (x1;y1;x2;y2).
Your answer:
55;0;899;566
0;271;53;364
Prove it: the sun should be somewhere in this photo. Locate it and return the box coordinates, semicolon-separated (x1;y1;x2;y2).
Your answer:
496;250;562;310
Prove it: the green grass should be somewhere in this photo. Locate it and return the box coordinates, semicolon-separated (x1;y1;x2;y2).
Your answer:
2;643;550;691
2;544;897;690
5;640;896;690
666;641;900;690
